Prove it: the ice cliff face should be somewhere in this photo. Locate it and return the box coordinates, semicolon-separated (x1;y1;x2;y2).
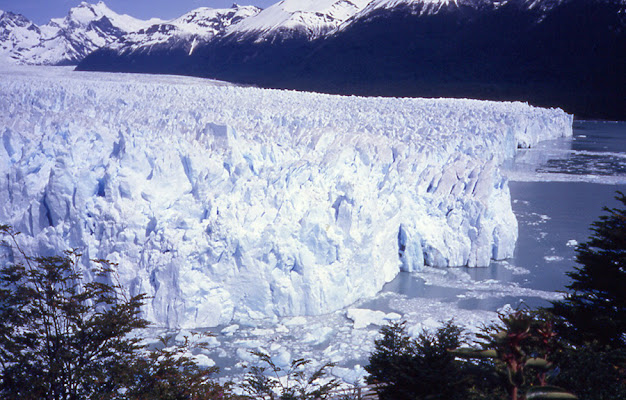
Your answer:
0;67;572;328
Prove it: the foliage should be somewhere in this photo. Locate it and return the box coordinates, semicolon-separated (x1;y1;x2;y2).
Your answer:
453;309;576;400
0;225;233;400
365;320;490;400
0;225;149;399
549;343;626;400
549;192;626;348
241;350;339;400
122;345;227;400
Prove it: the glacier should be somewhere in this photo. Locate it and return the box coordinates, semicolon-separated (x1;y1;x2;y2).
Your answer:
0;66;572;328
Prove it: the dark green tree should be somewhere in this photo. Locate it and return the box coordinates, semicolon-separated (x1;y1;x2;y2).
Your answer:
365;320;488;400
549;192;626;347
550;344;626;400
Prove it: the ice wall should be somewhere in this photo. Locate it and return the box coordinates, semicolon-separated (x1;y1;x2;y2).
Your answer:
0;67;572;328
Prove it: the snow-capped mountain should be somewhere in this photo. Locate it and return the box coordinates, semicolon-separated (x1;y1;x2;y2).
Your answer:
108;5;260;56
1;1;161;65
0;10;42;63
224;0;373;41
1;1;624;117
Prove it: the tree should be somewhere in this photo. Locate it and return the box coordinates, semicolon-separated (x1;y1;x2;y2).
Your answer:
544;192;626;399
0;225;149;399
549;191;626;347
365;320;487;400
549;344;626;400
0;225;232;400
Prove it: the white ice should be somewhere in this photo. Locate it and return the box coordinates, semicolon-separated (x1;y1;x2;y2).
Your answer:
0;65;572;329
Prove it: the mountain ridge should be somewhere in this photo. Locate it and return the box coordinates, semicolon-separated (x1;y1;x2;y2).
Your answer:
1;1;623;118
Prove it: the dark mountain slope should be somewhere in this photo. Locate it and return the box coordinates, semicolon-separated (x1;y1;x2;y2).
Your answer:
77;0;626;119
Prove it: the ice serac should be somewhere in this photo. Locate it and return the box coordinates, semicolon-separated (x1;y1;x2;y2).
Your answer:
0;67;573;328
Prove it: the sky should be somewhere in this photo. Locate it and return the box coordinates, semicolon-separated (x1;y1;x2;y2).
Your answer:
0;0;277;25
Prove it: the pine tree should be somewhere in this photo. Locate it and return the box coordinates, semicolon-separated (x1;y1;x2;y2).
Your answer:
550;192;626;347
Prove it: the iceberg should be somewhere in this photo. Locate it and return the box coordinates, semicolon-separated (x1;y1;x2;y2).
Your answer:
0;66;572;328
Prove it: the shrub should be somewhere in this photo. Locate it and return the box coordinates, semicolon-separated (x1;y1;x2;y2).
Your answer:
453;309;576;400
241;350;339;400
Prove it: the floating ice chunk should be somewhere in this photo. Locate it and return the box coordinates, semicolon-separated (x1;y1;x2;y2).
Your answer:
251;328;275;336
284;316;308;326
272;349;292;368
497;304;514;315
235;348;258;363
193;354;216;368
302;326;333;344
174;330;193;344
384;312;402;321
408;317;441;337
222;324;240;335
346;308;388;329
196;335;220;348
331;365;367;386
566;239;578;247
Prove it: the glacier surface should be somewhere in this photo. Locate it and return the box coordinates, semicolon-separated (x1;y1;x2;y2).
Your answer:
0;66;572;328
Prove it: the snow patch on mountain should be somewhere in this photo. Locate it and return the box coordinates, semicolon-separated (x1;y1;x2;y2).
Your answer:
2;1;161;65
109;5;261;54
227;0;374;40
0;66;572;328
343;0;565;21
0;10;42;63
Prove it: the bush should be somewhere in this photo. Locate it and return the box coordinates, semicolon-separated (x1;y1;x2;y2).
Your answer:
453;309;576;400
241;350;340;400
550;344;626;400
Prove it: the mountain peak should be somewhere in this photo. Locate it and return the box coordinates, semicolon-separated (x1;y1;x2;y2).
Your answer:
227;0;373;40
68;1;114;25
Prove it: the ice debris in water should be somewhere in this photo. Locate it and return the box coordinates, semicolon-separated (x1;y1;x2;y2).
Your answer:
0;66;572;328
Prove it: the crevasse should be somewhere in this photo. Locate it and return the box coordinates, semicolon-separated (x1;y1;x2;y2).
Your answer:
0;67;572;328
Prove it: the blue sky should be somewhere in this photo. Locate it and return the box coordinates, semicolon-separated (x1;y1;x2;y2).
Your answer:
0;0;277;24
